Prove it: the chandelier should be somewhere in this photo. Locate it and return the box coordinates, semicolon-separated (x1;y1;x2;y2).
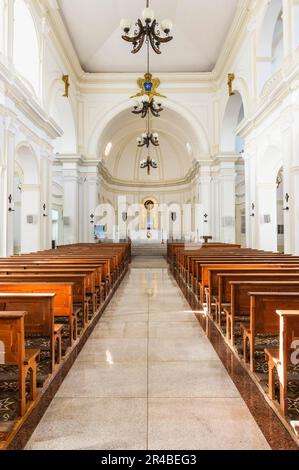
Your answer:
120;0;173;55
140;156;158;175
132;96;163;118
137;132;159;148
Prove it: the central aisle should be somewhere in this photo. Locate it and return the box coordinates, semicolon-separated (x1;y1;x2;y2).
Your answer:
26;257;270;450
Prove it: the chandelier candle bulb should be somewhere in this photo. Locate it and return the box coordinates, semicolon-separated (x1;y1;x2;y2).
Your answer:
120;19;132;33
161;19;173;34
142;7;155;23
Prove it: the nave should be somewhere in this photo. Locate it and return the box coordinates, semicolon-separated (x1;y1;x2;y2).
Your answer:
26;256;271;450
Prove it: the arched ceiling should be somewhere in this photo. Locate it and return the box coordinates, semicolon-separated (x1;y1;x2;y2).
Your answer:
57;0;241;73
99;108;198;184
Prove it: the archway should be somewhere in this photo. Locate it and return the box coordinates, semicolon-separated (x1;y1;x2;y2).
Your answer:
220;92;246;246
15;144;40;253
95;105;203;243
276;167;285;253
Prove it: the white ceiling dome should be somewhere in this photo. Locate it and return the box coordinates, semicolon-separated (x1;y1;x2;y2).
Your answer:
99;107;199;184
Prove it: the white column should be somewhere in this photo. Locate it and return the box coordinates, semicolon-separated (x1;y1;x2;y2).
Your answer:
40;152;53;250
218;160;237;244
1;118;16;256
198;165;212;240
21;184;41;253
281;116;294;254
257;182;278;251
84;174;98;242
62;162;80;245
293;165;299;254
243;154;252;248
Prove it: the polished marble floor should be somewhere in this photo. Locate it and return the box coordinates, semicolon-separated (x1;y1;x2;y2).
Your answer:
26;257;270;450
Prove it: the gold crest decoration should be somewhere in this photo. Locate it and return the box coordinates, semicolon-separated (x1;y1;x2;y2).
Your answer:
131;73;166;102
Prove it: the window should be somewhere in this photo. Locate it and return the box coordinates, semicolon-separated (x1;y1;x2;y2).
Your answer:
104;142;113;157
13;0;39;94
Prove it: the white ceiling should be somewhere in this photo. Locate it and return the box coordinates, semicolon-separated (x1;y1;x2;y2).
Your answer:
57;0;241;73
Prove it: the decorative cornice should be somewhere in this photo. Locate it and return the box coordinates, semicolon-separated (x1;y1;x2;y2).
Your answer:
97;160;200;189
0;62;63;140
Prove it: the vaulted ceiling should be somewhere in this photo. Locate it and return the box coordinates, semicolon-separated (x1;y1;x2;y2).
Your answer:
57;0;242;73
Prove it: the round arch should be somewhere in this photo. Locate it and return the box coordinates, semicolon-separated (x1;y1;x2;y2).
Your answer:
88;98;211;159
220;91;245;153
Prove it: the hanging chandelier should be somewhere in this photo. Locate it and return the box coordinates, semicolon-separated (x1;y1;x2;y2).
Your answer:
120;0;173;55
132;96;163;118
140;156;158;175
137;132;159;148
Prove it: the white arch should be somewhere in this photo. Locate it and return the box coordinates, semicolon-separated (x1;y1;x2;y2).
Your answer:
15;142;39;184
220;92;245;153
88;98;211;159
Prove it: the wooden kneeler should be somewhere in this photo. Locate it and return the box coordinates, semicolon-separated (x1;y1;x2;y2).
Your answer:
0;312;40;416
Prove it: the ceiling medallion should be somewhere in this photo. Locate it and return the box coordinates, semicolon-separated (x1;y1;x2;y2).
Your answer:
120;0;173;55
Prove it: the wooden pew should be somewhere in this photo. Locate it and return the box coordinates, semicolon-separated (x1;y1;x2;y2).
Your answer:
0;293;61;374
241;292;299;372
0;283;77;346
0;311;40;416
225;281;299;345
265;310;299;417
0;274;90;327
199;261;299;304
209;269;299;320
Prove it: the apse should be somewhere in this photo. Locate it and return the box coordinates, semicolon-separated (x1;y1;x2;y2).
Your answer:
99;107;199;184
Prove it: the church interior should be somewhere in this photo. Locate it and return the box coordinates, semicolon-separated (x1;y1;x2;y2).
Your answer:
0;0;299;452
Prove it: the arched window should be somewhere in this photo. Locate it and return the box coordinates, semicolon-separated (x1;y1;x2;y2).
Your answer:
13;0;39;94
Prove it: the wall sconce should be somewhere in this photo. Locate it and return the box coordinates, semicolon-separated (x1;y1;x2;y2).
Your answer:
171;212;177;222
90;214;95;224
8;194;15;212
122;212;128;222
227;73;235;96
250;203;255;217
62;75;70;97
204;213;208;223
42;203;48;217
283;193;290;211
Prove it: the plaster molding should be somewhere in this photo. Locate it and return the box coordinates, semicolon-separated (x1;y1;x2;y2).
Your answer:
97;160;201;190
